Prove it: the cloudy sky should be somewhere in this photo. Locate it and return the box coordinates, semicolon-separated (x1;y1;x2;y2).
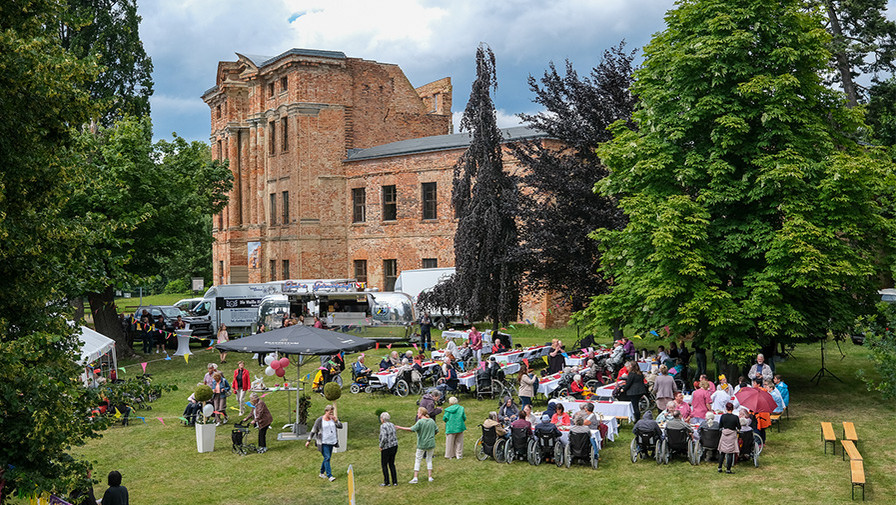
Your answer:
139;0;676;143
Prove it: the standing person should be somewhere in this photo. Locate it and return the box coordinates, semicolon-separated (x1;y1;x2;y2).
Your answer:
444;334;458;359
216;324;229;363
209;372;229;425
203;363;218;387
119;313;133;350
622;361;648;421
396;407;438;483
306;404;342;482
548;339;565;374
419;312;433;351
379;411;399;486
748;353;773;383
154;314;167;354
233;361;251;416
101;471;128;505
139;312;152;354
241;392;272;453
651;365;678;413
717;402;740;474
442;397;466;459
468;327;483;365
517;361;535;408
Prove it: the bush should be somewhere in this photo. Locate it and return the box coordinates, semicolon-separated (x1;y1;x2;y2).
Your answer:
164;278;189;294
193;384;213;403
323;381;342;401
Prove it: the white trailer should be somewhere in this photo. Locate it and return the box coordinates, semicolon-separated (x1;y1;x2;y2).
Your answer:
393;267;468;329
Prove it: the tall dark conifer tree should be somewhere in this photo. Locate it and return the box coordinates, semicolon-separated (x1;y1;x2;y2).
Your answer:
514;43;636;312
452;45;520;328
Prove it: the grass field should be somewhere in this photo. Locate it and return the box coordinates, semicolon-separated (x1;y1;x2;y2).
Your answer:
71;328;895;504
114;293;197;313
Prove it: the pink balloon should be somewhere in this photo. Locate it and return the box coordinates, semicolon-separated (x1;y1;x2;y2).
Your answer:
279;357;290;368
270;359;282;370
275;367;286;377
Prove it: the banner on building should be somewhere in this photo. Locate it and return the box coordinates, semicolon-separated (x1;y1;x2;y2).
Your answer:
247;241;261;269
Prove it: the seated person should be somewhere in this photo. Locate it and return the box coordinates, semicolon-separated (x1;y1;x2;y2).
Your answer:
379;355;392;371
664;409;693;434
698;411;720;437
774;374;789;407
710;385;736;413
182;382;204;426
519;404;538;426
486;356;504;379
569;374;586;399
766;380;785;413
656;400;677;424
499;396;520;425
419;390;443;418
570;415;591;436
351;355;371;379
533;414;561;439
543;399;558;421
492;336;508;354
550;403;571;426
510;411;533;433
483;411;507;438
436;366;459;396
673;392;691;422
388;351;400;368
632;410;662;441
444;336;458;358
698;374;716;393
716;374;732;394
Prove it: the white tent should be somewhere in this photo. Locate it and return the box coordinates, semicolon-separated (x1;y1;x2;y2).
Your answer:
78;326;118;386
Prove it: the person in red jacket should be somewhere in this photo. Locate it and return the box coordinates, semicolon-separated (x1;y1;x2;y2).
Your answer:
233;361;252;416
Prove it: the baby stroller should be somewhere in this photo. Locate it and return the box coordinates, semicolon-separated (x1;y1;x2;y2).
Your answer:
231;423;257;456
505;426;536;464
564;430;599;469
475;424;507;462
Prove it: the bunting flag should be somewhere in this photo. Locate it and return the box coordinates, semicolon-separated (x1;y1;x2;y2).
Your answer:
650;330;659;336
118;367;126;374
561;352;568;358
458;361;464;371
245;402;254;408
260;393;268;398
525;319;532;325
113;408;122;419
663;325;670;334
184;354;189;364
164;355;171;361
213;411;224;416
522;358;529;368
178;417;189;423
140;362;147;373
632;334;643;340
542;356;549;366
229;406;239;411
509;324;516;329
386;344;392;349
375;342;380;349
157;417;165;426
548;308;553;314
412;343;418;350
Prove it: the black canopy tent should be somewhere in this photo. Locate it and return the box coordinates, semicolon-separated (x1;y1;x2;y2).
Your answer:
216;325;375;437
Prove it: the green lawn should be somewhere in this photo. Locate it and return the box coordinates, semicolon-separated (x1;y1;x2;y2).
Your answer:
114;292;197;313
71;329;894;504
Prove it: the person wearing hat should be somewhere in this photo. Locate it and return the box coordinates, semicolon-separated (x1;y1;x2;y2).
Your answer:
533;413;561;438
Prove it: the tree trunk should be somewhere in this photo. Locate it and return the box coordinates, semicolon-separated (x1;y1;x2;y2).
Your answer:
87;285;135;355
825;0;859;107
71;297;85;322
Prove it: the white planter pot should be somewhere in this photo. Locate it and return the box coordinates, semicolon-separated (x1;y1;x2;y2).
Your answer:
334;421;348;453
196;423;216;453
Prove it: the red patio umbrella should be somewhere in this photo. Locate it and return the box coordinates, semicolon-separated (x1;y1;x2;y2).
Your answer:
734;386;777;413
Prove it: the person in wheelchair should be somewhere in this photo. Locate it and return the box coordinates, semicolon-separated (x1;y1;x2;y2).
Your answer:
436;365;459;396
533;414;562;464
484;411;507;438
534;414;560;439
569;416;599;462
632;410;662;443
352;355;371;382
569;374;587;399
499;396;519;425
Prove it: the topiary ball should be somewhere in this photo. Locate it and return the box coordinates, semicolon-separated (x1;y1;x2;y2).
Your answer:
193;384;213;403
323;381;342;401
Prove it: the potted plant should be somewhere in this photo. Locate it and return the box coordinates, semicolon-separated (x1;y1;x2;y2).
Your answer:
193;385;215;453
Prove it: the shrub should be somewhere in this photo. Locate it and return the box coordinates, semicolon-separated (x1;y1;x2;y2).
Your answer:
193;384;213;403
323;381;342;401
164;278;189;294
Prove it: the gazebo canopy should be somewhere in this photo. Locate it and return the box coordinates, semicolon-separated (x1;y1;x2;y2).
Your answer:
215;325;376;356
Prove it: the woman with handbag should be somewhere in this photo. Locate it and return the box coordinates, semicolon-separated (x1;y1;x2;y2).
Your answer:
210;371;230;425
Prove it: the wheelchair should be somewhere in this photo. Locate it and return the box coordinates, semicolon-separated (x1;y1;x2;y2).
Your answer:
504;426;537;465
695;428;722;465
630;431;661;463
476;369;508;401
531;429;564;467
475;424;508;463
348;367;372;394
656;426;698;465
564;430;599;469
231;423;257;456
738;429;763;467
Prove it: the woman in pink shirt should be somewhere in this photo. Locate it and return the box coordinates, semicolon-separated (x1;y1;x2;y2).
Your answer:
689;380;712;422
468;327;483;364
673;392;691;422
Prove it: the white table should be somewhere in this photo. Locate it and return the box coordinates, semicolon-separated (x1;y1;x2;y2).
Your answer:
492;345;550;365
559;399;631;430
537;372;564;395
564;354;587;367
457;362;520;388
172;329;193;356
558;426;602;448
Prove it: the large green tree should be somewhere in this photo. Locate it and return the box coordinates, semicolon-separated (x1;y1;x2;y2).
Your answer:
580;0;896;364
66;117;232;350
451;45;521;328
58;0;153;125
0;1;109;501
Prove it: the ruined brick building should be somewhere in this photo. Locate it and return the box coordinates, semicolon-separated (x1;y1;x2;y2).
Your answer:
203;48;564;327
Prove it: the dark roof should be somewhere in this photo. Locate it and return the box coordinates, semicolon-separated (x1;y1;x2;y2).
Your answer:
345;126;547;162
251;48;347;69
201;85;218;99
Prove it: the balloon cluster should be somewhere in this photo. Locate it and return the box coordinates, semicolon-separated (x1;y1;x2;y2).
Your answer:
264;354;291;378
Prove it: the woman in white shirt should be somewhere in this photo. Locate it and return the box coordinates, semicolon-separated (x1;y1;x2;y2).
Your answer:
306;404;343;481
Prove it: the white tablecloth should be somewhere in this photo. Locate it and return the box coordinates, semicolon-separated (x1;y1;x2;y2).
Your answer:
559;399;632;429
558;426;602;448
492;345;549;365
537;372;564;395
172;330;193;357
564;354;587;367
456;362;520;388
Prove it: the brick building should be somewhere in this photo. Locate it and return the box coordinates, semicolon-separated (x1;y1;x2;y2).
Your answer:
204;48;565;327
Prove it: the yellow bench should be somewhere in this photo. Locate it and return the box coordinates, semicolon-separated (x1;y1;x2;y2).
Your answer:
821;421;837;454
850;460;865;500
843;422;858;444
841;440;862;462
770;407;785;432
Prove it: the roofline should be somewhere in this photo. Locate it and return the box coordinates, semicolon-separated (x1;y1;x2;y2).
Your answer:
344;127;549;162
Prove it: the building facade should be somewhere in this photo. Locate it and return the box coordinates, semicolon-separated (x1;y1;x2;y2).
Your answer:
204;48;564;327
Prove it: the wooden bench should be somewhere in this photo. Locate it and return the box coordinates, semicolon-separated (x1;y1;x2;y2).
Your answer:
850;460;865;500
821;421;837;454
843;421;858;444
842;440;862;462
770;407;786;432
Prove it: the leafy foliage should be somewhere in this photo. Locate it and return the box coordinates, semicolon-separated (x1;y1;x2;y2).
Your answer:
193;384;214;403
866;76;896;148
57;0;154;125
415;273;462;315
0;2;108;500
451;45;521;329
581;0;896;364
101;376;176;411
323;381;342;402
857;302;896;399
514;43;636;311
